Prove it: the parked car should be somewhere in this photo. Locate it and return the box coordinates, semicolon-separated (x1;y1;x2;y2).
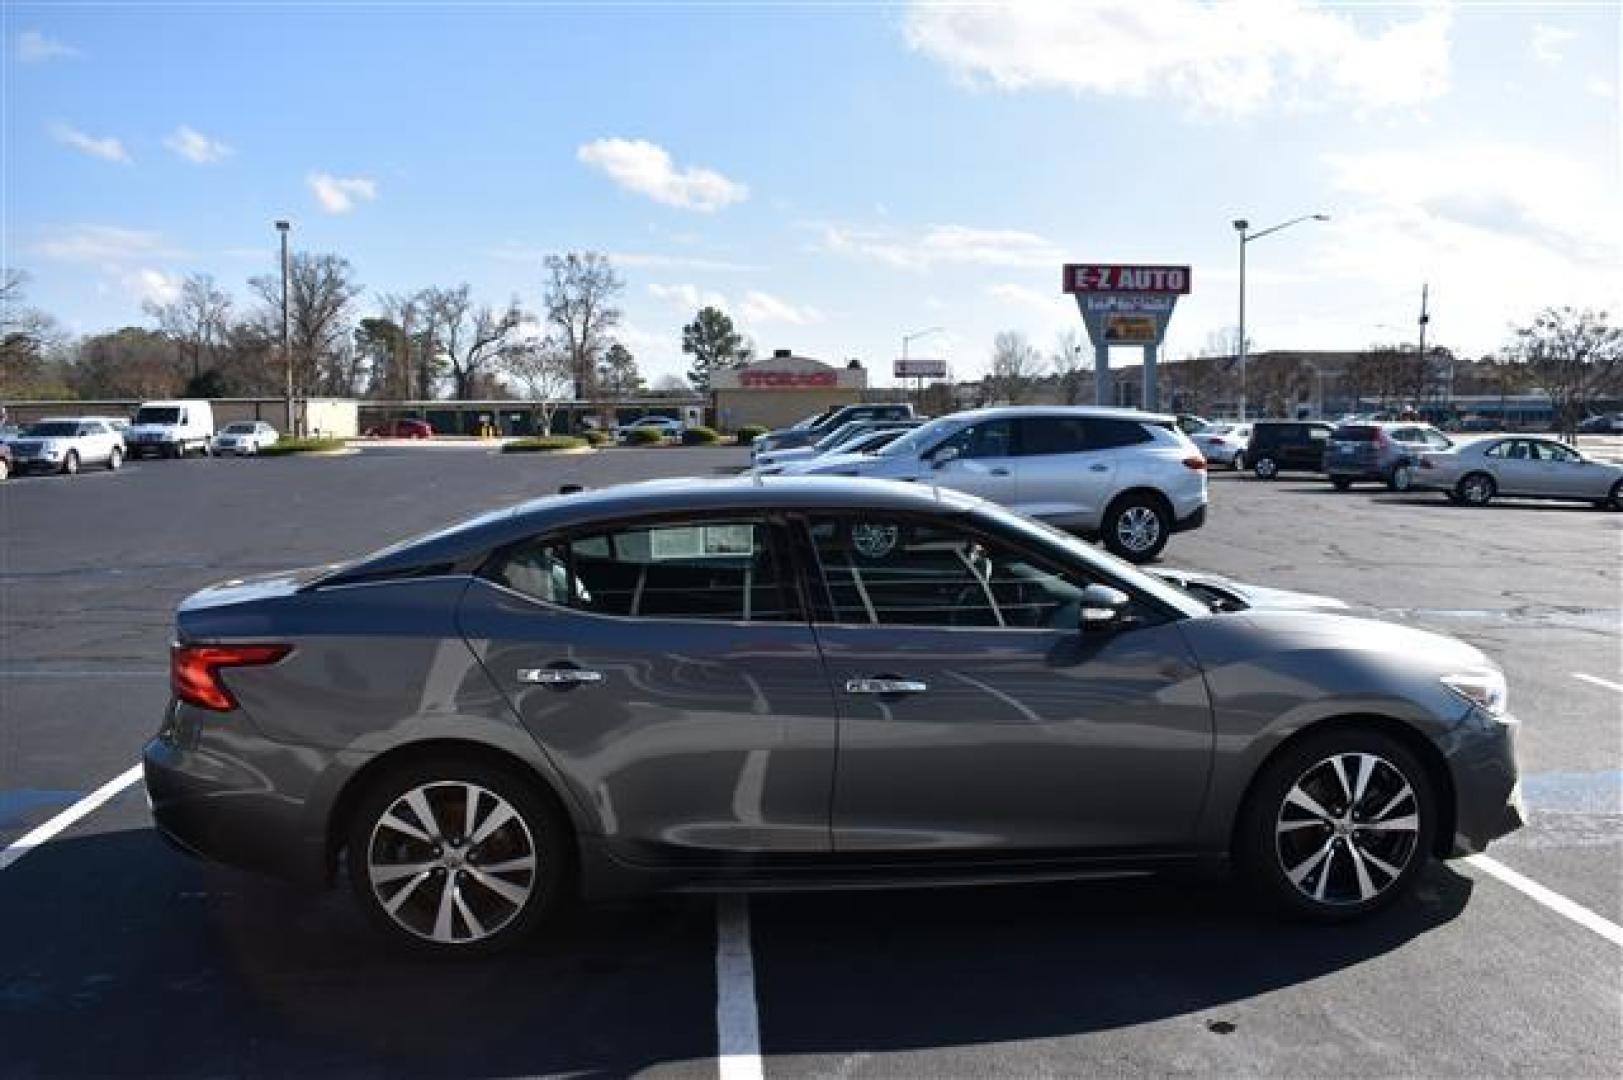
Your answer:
760;425;919;476
1190;423;1252;470
1414;436;1623;509
7;417;126;474
1176;414;1210;434
211;421;281;456
144;475;1524;956
752;419;919;470
1325;423;1453;491
365;418;434;439
125;399;215;459
1452;416;1501;433
794;406;1206;562
0;442;11;481
751;403;916;459
1245;420;1336;479
1577;412;1623;434
612;416;685;443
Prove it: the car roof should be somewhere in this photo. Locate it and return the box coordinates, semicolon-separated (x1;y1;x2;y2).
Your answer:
322;477;988;586
935;405;1177;424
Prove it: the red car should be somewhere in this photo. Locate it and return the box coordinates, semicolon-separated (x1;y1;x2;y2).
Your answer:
365;419;434;439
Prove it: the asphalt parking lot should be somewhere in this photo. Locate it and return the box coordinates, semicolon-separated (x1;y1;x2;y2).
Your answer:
2;446;1619;1077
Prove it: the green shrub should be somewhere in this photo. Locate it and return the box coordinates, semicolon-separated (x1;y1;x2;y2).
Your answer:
582;429;611;446
735;425;768;446
257;437;347;456
503;435;588;453
681;425;722;446
625;426;666;445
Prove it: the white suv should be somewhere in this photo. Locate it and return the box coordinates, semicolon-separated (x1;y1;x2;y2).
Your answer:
8;417;126;476
790;406;1208;562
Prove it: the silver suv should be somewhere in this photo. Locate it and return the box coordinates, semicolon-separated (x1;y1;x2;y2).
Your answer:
7;417;125;475
794;406;1208;561
1326;422;1453;491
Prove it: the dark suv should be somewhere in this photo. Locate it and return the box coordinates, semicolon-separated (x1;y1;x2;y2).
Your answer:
1245;421;1335;479
1326;423;1453;491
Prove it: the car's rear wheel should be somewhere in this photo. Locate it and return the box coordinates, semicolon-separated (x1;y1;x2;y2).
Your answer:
1231;452;1245;472
1253;456;1279;480
1331;477;1353;491
1607;480;1623;511
0;457;9;481
1236;728;1435;921
1457;472;1495;506
346;759;571;957
1102;494;1170;563
1387;463;1414;492
107;447;122;471
61;451;79;476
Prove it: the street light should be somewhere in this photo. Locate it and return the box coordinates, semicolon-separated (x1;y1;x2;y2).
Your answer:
1234;212;1329;420
275;220;292;435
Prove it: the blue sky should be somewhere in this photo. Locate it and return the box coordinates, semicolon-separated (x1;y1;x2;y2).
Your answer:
6;1;1619;388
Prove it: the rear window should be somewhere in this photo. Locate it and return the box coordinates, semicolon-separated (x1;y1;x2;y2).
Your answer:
1333;426;1380;441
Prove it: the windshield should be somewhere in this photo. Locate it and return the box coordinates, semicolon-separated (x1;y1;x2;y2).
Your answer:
878;415;962;458
814;422;865;450
25;421;80;438
222;423;256;434
134;407;181;425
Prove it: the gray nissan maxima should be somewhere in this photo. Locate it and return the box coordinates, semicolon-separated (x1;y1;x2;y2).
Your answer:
144;477;1524;955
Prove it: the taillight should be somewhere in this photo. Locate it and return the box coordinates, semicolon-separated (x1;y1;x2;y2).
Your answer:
1182;456;1208;470
1371;429;1389;448
171;643;291;711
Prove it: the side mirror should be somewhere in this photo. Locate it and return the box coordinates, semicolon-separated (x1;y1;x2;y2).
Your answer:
1078;584;1131;629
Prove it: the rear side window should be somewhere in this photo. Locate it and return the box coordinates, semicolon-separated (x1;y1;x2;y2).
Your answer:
1085;418;1154;450
492;519;794;622
1333;426;1379;442
1015;417;1088;456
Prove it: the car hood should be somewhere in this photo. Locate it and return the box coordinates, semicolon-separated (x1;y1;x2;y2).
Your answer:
792;452;909;477
1184;608;1490;675
1149;569;1348;612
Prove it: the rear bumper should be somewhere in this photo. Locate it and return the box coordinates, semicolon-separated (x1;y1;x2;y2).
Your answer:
1172;503;1207;533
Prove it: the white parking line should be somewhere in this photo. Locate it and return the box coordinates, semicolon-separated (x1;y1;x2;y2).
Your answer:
1465;854;1623;948
716;894;765;1080
1572;672;1623;694
0;764;144;872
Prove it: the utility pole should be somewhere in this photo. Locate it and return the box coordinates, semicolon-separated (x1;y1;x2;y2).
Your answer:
276;220;293;435
1417;282;1430;418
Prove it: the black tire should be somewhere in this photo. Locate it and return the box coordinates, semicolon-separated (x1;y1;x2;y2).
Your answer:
167;442;182;459
0;457;9;481
346;757;572;957
1231;452;1246;472
1456;472;1495;506
1253;456;1279;480
1235;727;1436;922
107;447;122;471
1386;462;1414;492
1331;477;1353;491
61;450;79;476
1444;492;1463;505
1102;493;1170;563
1608;480;1623;512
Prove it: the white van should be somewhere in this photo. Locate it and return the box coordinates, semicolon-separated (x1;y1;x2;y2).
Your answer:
126;399;216;459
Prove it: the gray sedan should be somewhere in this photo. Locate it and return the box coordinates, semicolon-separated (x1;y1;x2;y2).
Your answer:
1414;436;1623;508
144;477;1523;955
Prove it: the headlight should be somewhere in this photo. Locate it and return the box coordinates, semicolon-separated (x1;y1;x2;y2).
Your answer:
1441;669;1508;716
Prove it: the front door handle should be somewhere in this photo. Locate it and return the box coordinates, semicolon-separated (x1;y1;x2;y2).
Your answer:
845;677;928;695
1089;464;1109;472
518;667;603;686
990;467;1011;477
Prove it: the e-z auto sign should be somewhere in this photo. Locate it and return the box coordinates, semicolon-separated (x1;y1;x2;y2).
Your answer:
1063;264;1191;294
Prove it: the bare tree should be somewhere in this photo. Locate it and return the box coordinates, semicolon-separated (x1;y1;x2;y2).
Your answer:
541;253;624;400
1050;327;1092;404
501;336;573;434
985;331;1042;404
1173;353;1233;415
250;253;363;397
418;285;524;401
1;269;70;398
143;273;233;386
1511;306;1622;436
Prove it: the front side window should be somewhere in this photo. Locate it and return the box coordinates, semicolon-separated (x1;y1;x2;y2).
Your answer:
491;519;793;622
807;515;1101;630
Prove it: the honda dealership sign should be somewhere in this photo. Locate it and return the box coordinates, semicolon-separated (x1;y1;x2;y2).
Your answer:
1061;263;1191;410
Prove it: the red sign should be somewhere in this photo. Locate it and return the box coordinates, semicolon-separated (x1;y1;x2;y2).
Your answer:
738;370;837;388
1063;264;1191;295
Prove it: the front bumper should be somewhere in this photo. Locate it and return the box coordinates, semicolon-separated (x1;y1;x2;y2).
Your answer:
1446;710;1526;856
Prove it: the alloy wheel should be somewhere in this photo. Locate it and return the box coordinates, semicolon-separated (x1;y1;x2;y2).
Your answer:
1116;505;1162;554
1460;473;1495;506
1275;752;1420;907
365;781;539;946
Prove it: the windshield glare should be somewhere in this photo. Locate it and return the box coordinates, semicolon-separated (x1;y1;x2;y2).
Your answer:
878;416;960;457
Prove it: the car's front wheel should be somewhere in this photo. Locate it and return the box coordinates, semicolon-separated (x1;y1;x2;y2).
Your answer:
1331;477;1353;491
1102;494;1170;563
61;451;79;476
1236;728;1435;921
346;758;571;956
1253;456;1279;480
1607;479;1623;511
1387;463;1415;492
1231;452;1245;472
107;447;122;471
1457;472;1495;506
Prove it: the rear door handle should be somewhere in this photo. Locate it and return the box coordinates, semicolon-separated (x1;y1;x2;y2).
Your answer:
518;667;603;686
1089;464;1109;472
845;677;928;695
990;467;1010;477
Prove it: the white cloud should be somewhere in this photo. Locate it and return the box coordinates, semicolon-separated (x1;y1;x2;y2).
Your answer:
29;224;179;263
739;290;822;326
648;282;729;312
611;251;759;272
1530;23;1577;64
823;223;1061;270
307;171;377;214
15;30;77;62
1585;76;1614;99
123;268;182;306
50;123;130;163
577;138;748;212
163;125;232;164
904;0;1452;115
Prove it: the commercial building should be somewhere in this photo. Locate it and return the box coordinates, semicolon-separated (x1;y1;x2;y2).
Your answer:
711;349;868;430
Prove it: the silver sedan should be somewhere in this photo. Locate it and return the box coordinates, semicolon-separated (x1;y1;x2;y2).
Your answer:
1415;436;1623;508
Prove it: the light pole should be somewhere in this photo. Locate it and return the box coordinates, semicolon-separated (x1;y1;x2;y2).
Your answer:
1233;212;1328;420
275;220;293;435
901;325;944;404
